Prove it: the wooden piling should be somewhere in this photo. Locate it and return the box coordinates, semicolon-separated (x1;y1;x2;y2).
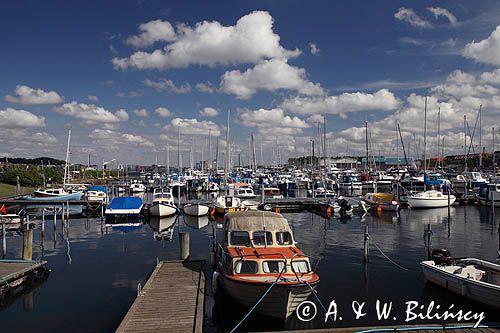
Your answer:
22;228;33;261
2;222;6;258
41;211;45;238
180;231;190;260
363;225;369;262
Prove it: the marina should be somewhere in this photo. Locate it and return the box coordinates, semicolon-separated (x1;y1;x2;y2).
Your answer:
1;1;500;331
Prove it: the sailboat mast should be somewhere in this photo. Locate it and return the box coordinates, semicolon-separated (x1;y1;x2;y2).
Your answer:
251;133;256;172
177;127;181;174
63;129;71;187
437;107;441;168
224;110;230;183
423;96;428;171
464;115;467;172
493;127;496;174
365;120;369;173
208;128;212;172
479;104;483;168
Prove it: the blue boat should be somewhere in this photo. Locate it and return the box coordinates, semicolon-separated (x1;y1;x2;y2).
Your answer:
22;191;84;201
105;197;143;220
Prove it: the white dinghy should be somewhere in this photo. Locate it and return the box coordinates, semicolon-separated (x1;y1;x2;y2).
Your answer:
421;249;500;309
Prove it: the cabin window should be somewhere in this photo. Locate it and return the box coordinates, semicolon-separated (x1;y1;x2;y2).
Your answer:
276;232;293;245
292;260;310;273
234;260;258;274
252;231;273;246
263;260;285;273
230;231;250;246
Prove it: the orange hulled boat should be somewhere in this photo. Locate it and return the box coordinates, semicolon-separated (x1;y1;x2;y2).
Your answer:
213;211;320;319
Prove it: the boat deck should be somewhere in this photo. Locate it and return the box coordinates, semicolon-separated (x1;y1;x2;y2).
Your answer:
116;260;205;333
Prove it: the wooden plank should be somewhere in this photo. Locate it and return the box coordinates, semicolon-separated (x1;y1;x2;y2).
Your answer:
116;260;205;333
0;260;47;284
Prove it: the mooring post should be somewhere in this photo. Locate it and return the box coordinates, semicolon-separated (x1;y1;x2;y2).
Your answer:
426;223;432;259
41;210;45;239
101;203;104;219
66;201;70;220
22;227;33;261
363;225;369;262
179;231;190;260
53;206;57;230
2;221;6;258
447;191;451;219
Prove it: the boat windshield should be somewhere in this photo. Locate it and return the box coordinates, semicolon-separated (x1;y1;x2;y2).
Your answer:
234;260;258;274
276;232;293;245
292;260;310;273
252;231;273;246
230;231;250;246
263;260;285;273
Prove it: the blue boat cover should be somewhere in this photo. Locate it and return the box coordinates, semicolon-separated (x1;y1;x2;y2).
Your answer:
112;224;143;233
108;197;143;210
87;185;107;193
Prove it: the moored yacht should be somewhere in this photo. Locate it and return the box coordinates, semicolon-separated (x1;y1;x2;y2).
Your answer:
407;190;456;208
149;188;177;217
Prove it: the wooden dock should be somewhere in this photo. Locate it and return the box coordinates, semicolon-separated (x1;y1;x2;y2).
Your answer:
0;259;48;298
272;323;500;333
116;260;205;333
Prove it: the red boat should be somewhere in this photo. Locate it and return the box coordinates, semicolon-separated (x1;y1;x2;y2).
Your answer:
214;211;320;319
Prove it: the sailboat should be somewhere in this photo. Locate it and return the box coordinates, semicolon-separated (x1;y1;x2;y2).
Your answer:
29;129;84;201
407;98;455;208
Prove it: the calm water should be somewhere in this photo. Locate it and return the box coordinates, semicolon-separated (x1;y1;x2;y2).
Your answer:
1;196;499;332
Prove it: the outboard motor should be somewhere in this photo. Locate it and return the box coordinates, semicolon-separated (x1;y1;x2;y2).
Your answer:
432;249;451;265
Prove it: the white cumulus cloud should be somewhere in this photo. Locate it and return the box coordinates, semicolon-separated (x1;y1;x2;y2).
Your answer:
155;107;173;117
463;25;500;66
164;118;221;136
5;85;63;105
0;108;45;128
53;102;127;123
113;11;300;70
280;89;400;115
309;43;320;55
221;58;323;99
126;19;177;48
133;108;148;117
200;107;219;117
89;129;153;147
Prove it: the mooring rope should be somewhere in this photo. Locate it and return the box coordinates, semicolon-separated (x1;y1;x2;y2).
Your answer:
371;241;411;272
229;265;286;333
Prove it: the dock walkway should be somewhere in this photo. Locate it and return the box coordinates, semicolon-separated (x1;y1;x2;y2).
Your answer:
116;260;205;333
0;259;48;297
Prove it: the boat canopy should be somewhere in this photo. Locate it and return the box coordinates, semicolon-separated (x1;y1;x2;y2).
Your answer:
370;193;395;204
225;211;292;233
87;185;107;193
108;197;143;210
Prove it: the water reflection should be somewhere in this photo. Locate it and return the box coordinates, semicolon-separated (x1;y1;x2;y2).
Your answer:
0;204;498;332
148;216;177;240
183;215;209;230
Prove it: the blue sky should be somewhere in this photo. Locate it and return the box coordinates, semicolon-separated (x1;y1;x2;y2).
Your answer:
1;0;499;166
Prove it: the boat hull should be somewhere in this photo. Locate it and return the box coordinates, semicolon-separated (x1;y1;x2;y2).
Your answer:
408;195;456;208
149;202;177;217
220;275;317;318
421;260;500;309
183;204;209;216
24;192;83;201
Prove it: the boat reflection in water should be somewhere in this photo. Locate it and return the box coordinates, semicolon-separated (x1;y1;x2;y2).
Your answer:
403;206;456;224
148;216;177;240
183;215;209;230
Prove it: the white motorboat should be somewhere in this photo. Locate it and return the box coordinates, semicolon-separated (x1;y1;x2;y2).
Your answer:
183;203;210;216
477;183;500;207
129;183;146;193
84;185;108;204
0;209;27;231
407;190;456;208
30;188;83;201
234;187;256;199
214;196;246;214
421;249;500;309
149;188;177;217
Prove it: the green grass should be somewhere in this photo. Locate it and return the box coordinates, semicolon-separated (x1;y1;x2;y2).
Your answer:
0;183;37;198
